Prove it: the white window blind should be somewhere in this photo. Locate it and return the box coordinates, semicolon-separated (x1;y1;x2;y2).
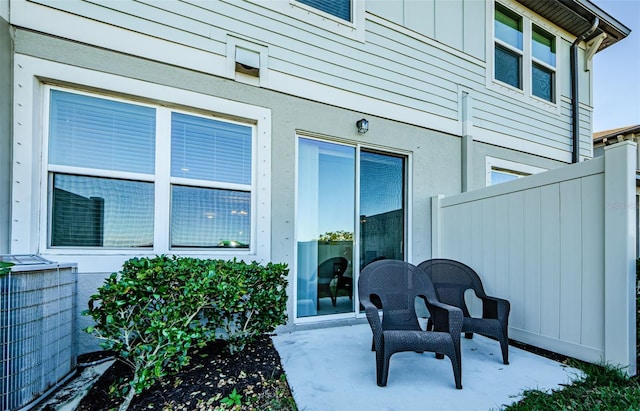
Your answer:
49;90;156;174
297;0;351;21
171;112;252;185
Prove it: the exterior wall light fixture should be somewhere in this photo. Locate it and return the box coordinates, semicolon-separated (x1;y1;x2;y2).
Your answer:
356;118;369;134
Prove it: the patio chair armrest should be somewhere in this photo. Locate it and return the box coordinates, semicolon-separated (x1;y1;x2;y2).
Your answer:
360;299;383;338
480;296;510;322
425;299;463;337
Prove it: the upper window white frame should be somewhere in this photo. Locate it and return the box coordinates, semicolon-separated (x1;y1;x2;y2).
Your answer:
488;0;563;112
244;0;365;43
11;54;271;263
485;156;547;186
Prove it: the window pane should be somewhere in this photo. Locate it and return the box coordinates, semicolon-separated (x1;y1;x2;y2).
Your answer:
49;90;155;174
490;170;520;185
532;25;556;67
533;63;554;102
171;113;252;185
495;4;522;50
297;0;351;21
171;185;250;248
359;151;404;268
51;174;154;247
495;45;521;89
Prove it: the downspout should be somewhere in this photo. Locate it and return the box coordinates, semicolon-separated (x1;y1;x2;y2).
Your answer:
571;17;599;163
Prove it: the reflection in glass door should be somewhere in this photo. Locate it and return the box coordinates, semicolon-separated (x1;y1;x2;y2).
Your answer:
359;151;405;269
297;138;355;317
296;139;406;319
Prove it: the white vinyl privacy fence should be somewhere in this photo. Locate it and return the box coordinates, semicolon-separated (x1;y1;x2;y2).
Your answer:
432;141;637;375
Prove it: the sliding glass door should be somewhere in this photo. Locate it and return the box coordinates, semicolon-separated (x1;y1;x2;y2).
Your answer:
296;137;405;318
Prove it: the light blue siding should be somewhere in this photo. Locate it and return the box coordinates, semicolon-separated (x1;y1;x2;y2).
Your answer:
23;0;594;161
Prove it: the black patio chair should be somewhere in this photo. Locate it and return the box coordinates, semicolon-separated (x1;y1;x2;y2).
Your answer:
317;257;349;309
418;259;511;365
358;259;463;388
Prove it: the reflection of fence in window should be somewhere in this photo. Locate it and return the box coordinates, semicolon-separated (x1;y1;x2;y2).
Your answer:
360;209;403;267
51;175;154;248
171;186;251;248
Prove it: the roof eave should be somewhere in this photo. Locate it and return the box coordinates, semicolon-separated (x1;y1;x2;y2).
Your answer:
515;0;631;52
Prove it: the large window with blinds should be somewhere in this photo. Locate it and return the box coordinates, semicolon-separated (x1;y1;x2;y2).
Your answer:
47;88;255;250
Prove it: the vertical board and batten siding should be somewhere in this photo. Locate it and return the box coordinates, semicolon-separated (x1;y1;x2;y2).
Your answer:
367;0;485;60
432;142;636;373
17;0;594;162
440;164;604;351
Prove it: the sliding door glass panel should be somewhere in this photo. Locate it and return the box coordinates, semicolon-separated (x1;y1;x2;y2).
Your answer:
359;151;405;269
297;138;355;317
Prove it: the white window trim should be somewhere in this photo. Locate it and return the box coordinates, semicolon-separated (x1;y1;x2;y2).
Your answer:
488;0;563;114
244;0;365;43
485;156;547;186
12;54;271;272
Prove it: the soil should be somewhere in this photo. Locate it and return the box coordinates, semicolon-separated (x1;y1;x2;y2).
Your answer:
73;334;296;411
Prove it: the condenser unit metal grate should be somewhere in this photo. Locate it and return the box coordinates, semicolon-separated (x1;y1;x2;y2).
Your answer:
0;255;78;411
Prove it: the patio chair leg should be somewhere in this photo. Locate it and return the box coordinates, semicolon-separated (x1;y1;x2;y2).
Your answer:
435;353;444;359
464;332;473;339
376;348;391;387
500;337;509;365
448;353;462;389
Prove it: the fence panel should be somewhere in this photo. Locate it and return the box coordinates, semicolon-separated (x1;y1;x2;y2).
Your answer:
432;142;636;374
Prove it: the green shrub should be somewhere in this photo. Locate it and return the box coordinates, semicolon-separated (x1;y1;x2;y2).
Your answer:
84;255;288;410
0;261;14;277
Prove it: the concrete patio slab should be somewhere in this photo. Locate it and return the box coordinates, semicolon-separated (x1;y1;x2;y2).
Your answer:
272;323;582;411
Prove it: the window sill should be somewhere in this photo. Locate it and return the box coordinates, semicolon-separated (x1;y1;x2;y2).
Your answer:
490;79;560;115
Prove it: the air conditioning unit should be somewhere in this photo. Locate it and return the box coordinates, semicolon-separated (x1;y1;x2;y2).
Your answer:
0;255;78;411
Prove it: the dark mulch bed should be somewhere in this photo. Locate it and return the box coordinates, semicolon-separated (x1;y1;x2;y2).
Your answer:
74;334;296;411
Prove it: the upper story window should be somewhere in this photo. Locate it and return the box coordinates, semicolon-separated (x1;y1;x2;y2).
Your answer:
296;0;351;22
493;3;557;104
245;0;363;42
47;88;254;250
494;4;523;89
531;25;556;102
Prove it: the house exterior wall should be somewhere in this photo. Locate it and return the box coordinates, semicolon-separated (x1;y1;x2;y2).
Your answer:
0;6;11;254
6;0;606;352
8;29;459;351
10;0;594;162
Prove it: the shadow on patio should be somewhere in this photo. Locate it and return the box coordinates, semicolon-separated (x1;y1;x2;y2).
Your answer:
272;323;582;411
